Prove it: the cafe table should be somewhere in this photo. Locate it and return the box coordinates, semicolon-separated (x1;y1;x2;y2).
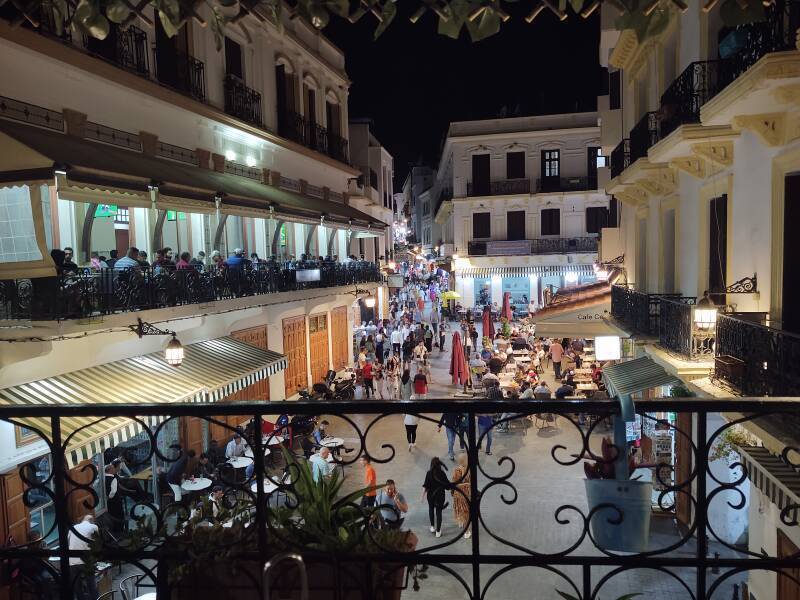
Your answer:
244;447;272;459
227;456;253;469
320;437;344;449
250;479;279;495
181;477;212;493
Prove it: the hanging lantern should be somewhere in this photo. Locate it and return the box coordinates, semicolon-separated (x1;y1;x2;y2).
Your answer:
165;334;185;366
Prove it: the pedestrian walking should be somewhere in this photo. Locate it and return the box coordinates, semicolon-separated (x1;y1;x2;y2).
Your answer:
375;329;385;364
451;453;472;538
360;456;378;508
362;360;375;398
549;339;564;380
400;369;413;401
385;355;400;398
404;413;419;451
391;326;402;357
373;361;385;399
422;457;449;538
437;412;465;461
424;326;434;352
430;307;440;344
413;369;429;400
439;321;449;352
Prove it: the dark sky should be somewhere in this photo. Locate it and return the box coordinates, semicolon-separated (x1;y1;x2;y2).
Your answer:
324;9;601;184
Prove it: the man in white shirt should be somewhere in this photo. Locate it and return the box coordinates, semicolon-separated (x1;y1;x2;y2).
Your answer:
68;515;99;600
391;327;403;356
225;433;246;459
309;447;332;483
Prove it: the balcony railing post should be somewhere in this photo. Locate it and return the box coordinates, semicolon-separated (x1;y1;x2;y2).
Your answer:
49;415;73;600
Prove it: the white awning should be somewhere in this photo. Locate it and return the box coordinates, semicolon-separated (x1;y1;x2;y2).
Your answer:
459;265;595;278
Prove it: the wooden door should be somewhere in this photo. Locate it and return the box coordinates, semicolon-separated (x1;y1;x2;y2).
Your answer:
0;469;29;544
331;306;348;371
779;529;800;600
230;326;270;401
67;460;96;522
675;412;693;529
283;316;308;397
309;313;330;386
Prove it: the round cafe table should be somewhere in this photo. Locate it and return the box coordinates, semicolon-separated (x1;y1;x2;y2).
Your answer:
319;437;344;449
227;456;253;469
180;477;212;492
244;447;272;459
250;479;279;494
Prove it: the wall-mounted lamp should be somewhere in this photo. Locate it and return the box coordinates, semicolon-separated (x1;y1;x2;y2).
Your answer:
349;287;376;308
130;318;184;366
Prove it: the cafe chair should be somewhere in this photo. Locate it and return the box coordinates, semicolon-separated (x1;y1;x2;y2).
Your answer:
532;392;558;430
119;574;146;600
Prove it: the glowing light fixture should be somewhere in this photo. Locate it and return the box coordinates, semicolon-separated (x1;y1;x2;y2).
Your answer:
565;272;579;284
130;318;184;367
694;291;718;331
245;155;257;167
225;150;236;162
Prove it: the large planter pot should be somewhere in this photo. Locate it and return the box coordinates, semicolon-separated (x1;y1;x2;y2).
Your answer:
584;479;652;553
169;531;418;600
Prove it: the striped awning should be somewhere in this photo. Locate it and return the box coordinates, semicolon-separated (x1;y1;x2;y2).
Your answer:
602;356;680;398
0;336;287;467
458;265;595;278
740;446;800;519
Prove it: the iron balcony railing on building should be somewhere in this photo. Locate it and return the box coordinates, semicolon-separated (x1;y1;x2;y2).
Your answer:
610;285;685;337
0;261;382;321
82;24;150;77
535;176;593;193
223;74;262;127
153;48;207;103
657;296;712;359
277;109;350;165
659;60;732;139
467;237;598;257
467;178;531;196
609;138;630;179
716;312;800;396
629;111;660;163
0;397;798;600
327;131;349;164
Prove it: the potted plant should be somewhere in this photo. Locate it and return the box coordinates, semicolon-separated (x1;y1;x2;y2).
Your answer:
499;317;511;339
584;437;655;553
92;452;419;599
709;424;758;465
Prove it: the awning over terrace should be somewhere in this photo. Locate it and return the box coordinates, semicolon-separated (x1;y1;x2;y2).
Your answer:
0;118;378;228
0;336;287;467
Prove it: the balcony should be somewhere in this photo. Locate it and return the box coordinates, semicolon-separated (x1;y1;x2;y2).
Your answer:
610;138;630;179
224;74;262;127
153;48;207;103
0;261;382;321
535;176;594;193
0;397;792;599
83;24;149;77
467;178;531;196
610;285;684;337
657;297;712;359
716;313;800;396
629;111;660;163
467;237;598;257
659;60;732;139
277;109;349;165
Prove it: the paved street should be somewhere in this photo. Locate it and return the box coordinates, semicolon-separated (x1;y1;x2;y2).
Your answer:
327;310;741;600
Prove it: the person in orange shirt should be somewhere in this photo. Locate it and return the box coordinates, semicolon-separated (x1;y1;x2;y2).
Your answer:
360;456;378;508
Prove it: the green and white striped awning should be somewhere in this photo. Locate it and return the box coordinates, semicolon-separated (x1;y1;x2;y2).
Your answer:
458;265;595;278
602;356;680;398
740;446;800;519
0;336;287;468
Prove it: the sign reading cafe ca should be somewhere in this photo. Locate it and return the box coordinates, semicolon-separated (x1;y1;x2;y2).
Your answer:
577;312;604;321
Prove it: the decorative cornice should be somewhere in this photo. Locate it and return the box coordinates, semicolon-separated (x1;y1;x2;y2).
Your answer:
773;83;800;107
669;155;706;179
732;112;789;147
691;141;734;168
609;30;638;70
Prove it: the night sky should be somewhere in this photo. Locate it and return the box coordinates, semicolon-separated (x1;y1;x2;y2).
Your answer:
324;9;602;184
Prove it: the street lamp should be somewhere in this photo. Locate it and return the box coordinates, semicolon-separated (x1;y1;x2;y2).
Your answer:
130;318;184;366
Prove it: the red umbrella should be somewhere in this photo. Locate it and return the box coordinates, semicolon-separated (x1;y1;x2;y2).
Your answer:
482;305;494;340
501;291;513;321
450;330;468;386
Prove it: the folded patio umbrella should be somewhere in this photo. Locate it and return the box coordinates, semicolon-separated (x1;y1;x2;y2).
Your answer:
450;330;468;386
501;291;513;321
482;305;494;340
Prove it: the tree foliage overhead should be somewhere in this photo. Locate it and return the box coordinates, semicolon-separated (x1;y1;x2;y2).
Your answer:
0;0;772;45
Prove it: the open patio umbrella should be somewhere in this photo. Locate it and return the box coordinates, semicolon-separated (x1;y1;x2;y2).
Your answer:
450;330;468;386
482;305;495;340
441;290;461;301
501;291;513;321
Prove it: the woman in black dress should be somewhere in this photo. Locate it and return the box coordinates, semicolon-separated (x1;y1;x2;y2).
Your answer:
422;457;449;538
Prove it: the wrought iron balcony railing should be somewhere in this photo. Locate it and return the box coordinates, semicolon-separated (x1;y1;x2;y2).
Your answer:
0;261;382;321
716;312;800;396
277;109;350;165
0;397;798;600
610;285;685;337
629;112;660;163
659;60;732;139
83;24;150;77
609;138;630;179
467;178;531;196
153;48;207;103
223;74;263;127
535;176;594;193
657;297;712;359
467;237;598;256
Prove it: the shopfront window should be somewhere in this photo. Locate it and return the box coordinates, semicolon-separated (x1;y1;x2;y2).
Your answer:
474;278;491;306
502;277;530;308
0;185;44;263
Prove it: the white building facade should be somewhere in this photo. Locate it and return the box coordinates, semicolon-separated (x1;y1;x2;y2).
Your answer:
433;113;611;310
599;5;800;597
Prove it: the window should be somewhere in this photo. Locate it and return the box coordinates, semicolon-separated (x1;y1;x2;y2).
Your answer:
472;212;491;239
541;150;560;177
471;154;490;195
541;208;560;236
506;210;526;241
586;206;608;234
610;70;621;110
224;37;243;80
326;101;340;136
587;147;600;188
506;151;526;180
